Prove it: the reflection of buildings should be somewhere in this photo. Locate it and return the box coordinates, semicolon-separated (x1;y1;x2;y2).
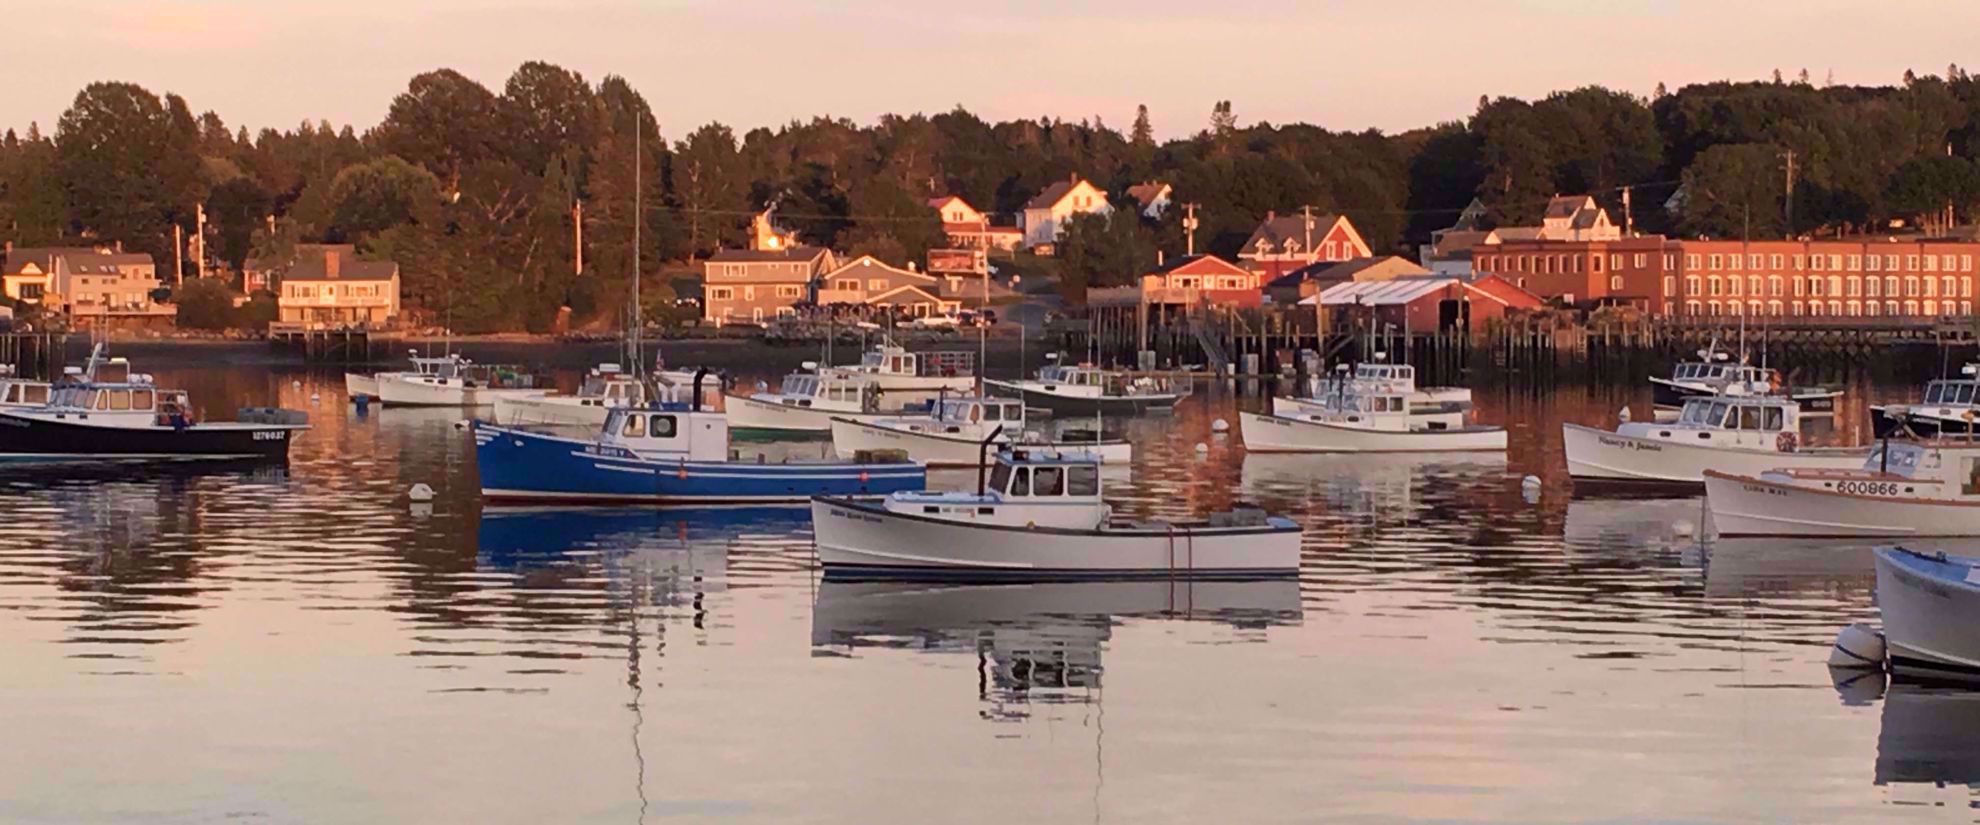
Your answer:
1241;452;1506;525
1877;681;1980;806
812;580;1301;721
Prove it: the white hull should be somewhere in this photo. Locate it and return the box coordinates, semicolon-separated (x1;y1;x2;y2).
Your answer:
1239;412;1505;453
1706;471;1980;537
811;499;1301;577
344;373;381;399
377;374;545;407
856;374;974;406
1875;548;1980;677
1563;423;1867;485
725;393;886;432
811;578;1303;646
829;417;1132;466
490;393;621;428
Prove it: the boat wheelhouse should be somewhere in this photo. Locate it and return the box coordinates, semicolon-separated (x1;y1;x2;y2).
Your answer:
1565;394;1866;487
821;342;975;406
829;395;1132;466
0;364;51;409
345;351;459;401
492;362;677;428
1872;366;1980;437
724;366;909;433
1649;346;1839;414
811;448;1300;579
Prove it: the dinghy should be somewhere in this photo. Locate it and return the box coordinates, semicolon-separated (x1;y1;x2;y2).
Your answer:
811;447;1300;579
1565;395;1867;487
1873;547;1980;679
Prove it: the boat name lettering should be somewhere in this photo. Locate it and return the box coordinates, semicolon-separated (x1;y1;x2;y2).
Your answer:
1837;480;1899;497
1596;435;1660;452
252;430;287;441
828;507;883;524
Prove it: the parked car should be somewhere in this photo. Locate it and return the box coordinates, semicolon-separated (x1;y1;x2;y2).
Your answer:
909;314;960;329
958;309;998;328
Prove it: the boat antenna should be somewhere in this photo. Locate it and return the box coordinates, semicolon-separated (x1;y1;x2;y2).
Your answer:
977;425;1004;495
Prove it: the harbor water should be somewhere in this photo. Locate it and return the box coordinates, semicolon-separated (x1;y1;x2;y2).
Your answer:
3;363;1977;823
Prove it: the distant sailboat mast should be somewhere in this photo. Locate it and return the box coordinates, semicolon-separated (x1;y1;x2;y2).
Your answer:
630;123;643;377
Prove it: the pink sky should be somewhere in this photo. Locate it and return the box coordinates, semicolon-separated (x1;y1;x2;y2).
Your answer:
7;0;1980;141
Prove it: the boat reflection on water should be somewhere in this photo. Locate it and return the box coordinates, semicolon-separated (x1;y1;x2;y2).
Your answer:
1561;496;1704;557
812;579;1301;717
1240;451;1506;522
1876;680;1980;807
476;506;810;595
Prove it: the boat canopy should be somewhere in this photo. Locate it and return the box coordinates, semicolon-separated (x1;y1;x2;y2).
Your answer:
986;449;1104;500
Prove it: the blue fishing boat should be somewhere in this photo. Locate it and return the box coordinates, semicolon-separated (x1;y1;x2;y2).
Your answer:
471;380;925;504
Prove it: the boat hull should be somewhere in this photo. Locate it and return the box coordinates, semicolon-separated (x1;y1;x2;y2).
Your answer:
1704;470;1980;537
490;393;618;428
1239;412;1505;453
724;393;902;433
829;417;1132;466
0;412;303;462
982;379;1182;417
811;497;1301;580
1875;548;1980;679
473;423;924;504
1563;422;1869;486
344;373;381;400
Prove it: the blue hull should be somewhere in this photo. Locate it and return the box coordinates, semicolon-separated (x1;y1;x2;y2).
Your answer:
472;423;926;504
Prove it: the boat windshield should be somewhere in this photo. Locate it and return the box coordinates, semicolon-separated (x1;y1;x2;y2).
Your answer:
782;375;820;398
1864;443;1923;476
1925;381;1978;405
988;461;1013;493
1678;399;1730;427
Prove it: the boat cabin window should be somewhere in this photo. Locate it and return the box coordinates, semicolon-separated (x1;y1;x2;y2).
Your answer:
1737;406;1760;430
1001;403;1023;421
1;385;15;404
1068;465;1099;496
1008;467;1030;496
648;415;676;438
622;414;645;437
1763;405;1783;430
1033;466;1064;496
132;389;153;410
978;403;998;422
23;384;46;404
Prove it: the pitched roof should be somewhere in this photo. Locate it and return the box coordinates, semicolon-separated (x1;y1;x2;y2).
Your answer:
1266;256;1414;289
1311;276;1459;306
1150;254;1247;277
1025;180;1078;210
822;254;935;283
285;255;398;282
866;284;946;305
1545;195;1595;219
1240;212;1342;254
1429;229;1495;257
247;243;355;274
1494;226;1546;242
708;246;830;264
3;247;153;276
1126;182;1170;209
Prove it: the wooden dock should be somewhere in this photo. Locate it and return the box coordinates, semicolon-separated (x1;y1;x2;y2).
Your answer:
269;323;373;363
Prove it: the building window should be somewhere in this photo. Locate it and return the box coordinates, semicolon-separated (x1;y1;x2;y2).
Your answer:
743;286;756;300
1868;255;1882;272
1707;300;1722;315
1967;278;1975;298
1847;254;1861;270
1828;254;1842;271
1926;255;1940;272
1793;255;1804;270
1885;275;1899;296
1905;300;1920;315
1662;275;1675;296
1686;300;1702;315
1886;254;1900;271
835;279;859;291
1945;276;1958;297
1685;275;1700;296
1809;277;1824;297
1749;275;1762;296
868;279;886;290
1847;276;1861;297
1592;255;1603;273
1906;277;1921;297
1708;276;1722;296
1965;301;1974;315
710;287;734;301
1965;255;1974;272
1865;301;1879;317
1747;254;1761;270
1768;275;1783;297
1808;300;1823;317
1887;300;1900;315
1812;255;1825;271
1686;254;1700;270
1770;254;1783;270
1729;276;1743;297
1634;253;1648;268
776;285;801;299
1610;275;1624;290
1907;255;1921;271
1709;254;1723;270
1664;254;1677;270
1790;301;1803;317
1847;300;1861;316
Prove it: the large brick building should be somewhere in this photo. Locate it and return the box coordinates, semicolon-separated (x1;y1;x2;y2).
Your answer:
1473;236;1980;319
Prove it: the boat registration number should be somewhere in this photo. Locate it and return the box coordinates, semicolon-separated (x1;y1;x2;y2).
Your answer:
1837;480;1899;497
253;430;287;441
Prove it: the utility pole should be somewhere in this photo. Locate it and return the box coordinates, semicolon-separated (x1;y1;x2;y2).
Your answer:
173;224;184;284
1779;149;1797;239
572;199;584;276
1620;186;1634;236
193;202;207;279
1182;203;1200;257
1301;204;1315;256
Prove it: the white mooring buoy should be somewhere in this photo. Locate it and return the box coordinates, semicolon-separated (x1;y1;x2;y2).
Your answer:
1211;418;1230;434
407;483;436;503
1194;442;1209;454
309;392;321;402
292;380;303;389
1828;622;1887;669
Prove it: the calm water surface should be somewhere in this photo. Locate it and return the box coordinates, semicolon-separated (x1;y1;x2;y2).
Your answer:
3;365;1979;823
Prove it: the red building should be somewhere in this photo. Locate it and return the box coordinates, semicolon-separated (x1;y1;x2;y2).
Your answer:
1140;254;1263;308
1310;274;1541;333
1472;236;1980;319
1235;212;1371;281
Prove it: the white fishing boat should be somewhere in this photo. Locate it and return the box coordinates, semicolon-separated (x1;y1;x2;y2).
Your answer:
812;448;1301;579
344;350;458;401
983;358;1186;416
821;341;975;407
1241;383;1504;453
1704;439;1980;537
376;358;547;407
1871;365;1980;438
1564;395;1867;487
490;363;698;428
1273;362;1470;418
1649;341;1840;415
724;366;912;433
829;396;1132;466
1873;546;1980;679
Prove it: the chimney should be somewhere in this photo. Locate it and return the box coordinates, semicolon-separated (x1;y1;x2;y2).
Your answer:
1069;172;1077;184
114;240;123;252
1266;210;1276;222
324;249;340;279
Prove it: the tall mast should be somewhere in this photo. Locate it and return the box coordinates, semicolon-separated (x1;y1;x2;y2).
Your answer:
631;121;643;374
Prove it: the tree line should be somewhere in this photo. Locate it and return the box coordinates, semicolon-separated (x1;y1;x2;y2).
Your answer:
4;62;1980;330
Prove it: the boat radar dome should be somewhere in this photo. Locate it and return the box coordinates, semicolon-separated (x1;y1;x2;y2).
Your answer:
1964;364;1979;377
63;366;83;376
801;361;818;371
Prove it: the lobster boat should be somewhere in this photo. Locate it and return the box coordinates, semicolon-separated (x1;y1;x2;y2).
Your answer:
1564;395;1866;488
